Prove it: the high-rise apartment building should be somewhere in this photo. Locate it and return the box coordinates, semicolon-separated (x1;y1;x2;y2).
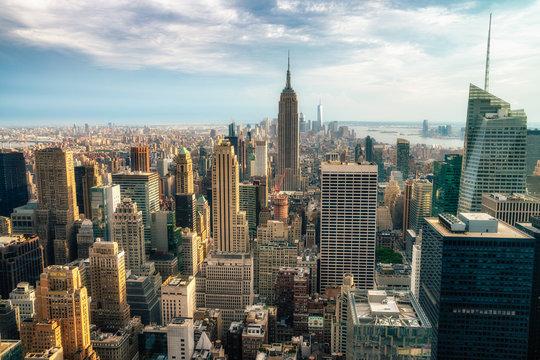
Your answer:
111;171;160;246
0;234;43;299
396;138;410;179
0;151;28;217
432;154;462;216
458;84;527;213
254;141;267;178
89;240;131;329
481;193;540;226
35;265;98;360
419;213;536;359
276;57;301;192
408;179;433;234
320;162;377;291
175;148;194;195
111;198;146;274
130;146;150;172
90;184;121;242
35;148;80;265
211;140;249;252
161;275;195;325
196;252;253;332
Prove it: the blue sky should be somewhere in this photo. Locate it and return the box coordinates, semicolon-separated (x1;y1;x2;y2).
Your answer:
0;0;539;127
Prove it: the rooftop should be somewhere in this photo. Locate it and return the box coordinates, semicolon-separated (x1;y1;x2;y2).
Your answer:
426;216;530;239
162;275;193;287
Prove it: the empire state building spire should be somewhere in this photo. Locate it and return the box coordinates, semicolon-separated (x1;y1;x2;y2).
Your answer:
285;51;293;91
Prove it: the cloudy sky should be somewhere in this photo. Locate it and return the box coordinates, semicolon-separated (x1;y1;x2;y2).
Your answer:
0;0;539;126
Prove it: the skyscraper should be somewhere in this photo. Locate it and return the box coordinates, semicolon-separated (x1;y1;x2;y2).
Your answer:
35;265;98;360
211;140;249;252
432;154;462;216
408;179;433;234
175;148;194;195
320;162;377;291
458;84;527;212
35;148;80;265
422;119;429;137
90;184;121;242
0;151;28;217
365;136;373;163
419;213;536;359
130;146;150;172
89;240;131;330
276;55;301;192
254;141;267;178
75;162;101;218
111;198;146;274
317;101;323;128
396;138;410;179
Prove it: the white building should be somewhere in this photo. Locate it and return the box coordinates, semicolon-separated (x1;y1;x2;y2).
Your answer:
410;243;421;299
255;141;268;178
9;282;36;321
167;317;194;360
161;275;196;325
320;162;378;291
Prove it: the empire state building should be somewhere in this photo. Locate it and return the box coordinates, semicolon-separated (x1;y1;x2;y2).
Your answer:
277;55;301;191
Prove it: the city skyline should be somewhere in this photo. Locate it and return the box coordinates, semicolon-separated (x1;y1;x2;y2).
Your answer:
1;1;539;126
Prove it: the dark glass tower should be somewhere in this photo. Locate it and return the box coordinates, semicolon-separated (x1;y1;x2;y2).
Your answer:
0;151;28;217
276;55;301;191
396;138;409;179
419;213;536;359
365;136;373;162
432;154;462;216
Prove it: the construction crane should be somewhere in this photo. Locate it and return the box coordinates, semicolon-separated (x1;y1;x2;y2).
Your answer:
274;171;286;193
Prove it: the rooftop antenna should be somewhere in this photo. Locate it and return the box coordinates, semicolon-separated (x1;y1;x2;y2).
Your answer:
484;13;492;92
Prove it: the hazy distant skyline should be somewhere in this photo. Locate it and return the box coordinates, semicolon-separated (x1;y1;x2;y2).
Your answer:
1;0;539;126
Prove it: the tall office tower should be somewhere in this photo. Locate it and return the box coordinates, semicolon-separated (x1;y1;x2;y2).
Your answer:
330;274;355;355
419;213;536;359
175;193;196;231
9;282;36;321
410;242;421;299
396;138;410;179
515;216;540;360
196;252;254;332
432;154;462;216
35;266;98;360
35;148;80;265
0;151;28;217
347;290;432;359
365;136;374;162
481;193;540;226
402;179;413;243
299;112;306;133
161;275;196;325
408;179;433;234
175;148;194;194
211;140;249;252
76;219;94;259
20;318;62;355
126;275;160;325
317;101;324;128
75;162;101;218
255;141;268;177
320;163;377;291
458;84;527;213
130;146;150;172
90;184;121;242
527;129;540;175
0;234;43;299
373;144;385;180
0;299;20;339
422;119;429;137
111;171;160;245
198;146;209;177
239;183;257;239
354;143;362;163
276;56;301;192
167;318;194;360
196;196;211;239
181;229;200;276
111;198;145;274
89;240;130;330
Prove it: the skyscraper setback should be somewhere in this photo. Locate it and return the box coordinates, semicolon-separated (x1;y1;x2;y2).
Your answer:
276;56;301;192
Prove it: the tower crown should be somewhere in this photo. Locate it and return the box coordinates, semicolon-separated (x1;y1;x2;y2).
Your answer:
283;52;294;92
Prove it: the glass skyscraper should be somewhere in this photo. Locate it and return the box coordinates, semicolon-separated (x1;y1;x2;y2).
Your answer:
432;154;462;216
0;151;28;217
396;138;410;179
458;84;527;212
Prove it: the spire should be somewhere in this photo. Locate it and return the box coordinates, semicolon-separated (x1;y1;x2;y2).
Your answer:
484;13;492;92
285;51;292;89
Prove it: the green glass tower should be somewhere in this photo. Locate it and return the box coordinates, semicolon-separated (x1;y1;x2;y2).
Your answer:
396;138;410;179
458;84;527;213
432;154;462;216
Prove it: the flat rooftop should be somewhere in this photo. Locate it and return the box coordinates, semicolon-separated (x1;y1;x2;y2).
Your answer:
426;217;531;239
